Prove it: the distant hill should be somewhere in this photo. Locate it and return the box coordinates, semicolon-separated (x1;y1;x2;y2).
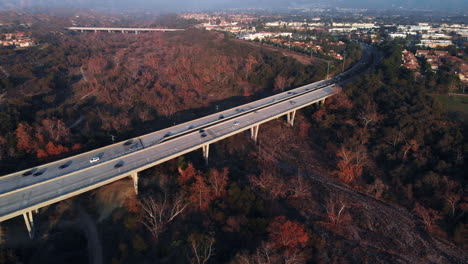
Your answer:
0;0;467;12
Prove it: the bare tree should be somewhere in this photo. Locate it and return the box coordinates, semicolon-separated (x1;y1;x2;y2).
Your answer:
359;101;380;129
283;250;307;264
188;233;215;264
413;203;442;231
249;171;287;199
325;195;348;225
443;179;462;217
234;241;306;264
336;144;367;184
141;193;188;241
252;242;274;264
288;173;311;199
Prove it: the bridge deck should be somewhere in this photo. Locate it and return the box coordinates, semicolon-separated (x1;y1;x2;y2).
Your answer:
0;43;374;223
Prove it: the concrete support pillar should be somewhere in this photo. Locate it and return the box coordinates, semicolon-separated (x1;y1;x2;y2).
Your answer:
130;172;139;195
121;30;125;33
286;110;296;126
22;211;34;239
80;30;83;33
250;125;260;143
316;98;326;109
135;31;138;35
202;144;210;164
94;30;97;33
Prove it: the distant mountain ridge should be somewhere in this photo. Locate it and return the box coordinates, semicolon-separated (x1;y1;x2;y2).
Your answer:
0;0;467;12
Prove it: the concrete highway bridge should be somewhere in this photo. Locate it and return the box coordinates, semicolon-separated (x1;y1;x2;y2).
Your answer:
0;44;374;238
66;27;185;33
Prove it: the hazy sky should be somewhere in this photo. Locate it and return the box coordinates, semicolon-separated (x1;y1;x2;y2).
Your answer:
1;0;467;12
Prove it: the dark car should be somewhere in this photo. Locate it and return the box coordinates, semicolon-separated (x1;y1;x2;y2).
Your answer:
201;133;207;138
219;115;224;119
199;129;205;133
124;140;133;146
22;169;36;176
33;169;46;177
114;161;124;168
59;161;72;169
130;144;138;150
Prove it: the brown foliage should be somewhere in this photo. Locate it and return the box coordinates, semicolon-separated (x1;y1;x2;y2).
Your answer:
179;163;230;211
335;145;366;184
45;141;69;156
267;216;308;251
178;163;199;186
189;175;214;211
15;123;36;154
413;203;442;232
71;143;82;151
249;171;287;199
326;91;353;110
123;196;141;214
39;118;70;142
36;149;48;158
298;122;310;138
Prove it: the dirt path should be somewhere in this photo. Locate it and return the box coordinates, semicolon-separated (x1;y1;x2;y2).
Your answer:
77;205;103;264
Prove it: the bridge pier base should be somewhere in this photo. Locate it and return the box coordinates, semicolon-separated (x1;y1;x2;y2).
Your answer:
250;125;260;143
202;144;210;164
22;211;35;239
319;99;326;107
130;172;139;195
286;110;296;126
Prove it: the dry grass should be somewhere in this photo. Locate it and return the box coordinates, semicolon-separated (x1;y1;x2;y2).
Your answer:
93;179;135;222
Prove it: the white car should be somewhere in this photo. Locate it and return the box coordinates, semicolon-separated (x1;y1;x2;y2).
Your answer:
89;157;100;163
234;121;240;126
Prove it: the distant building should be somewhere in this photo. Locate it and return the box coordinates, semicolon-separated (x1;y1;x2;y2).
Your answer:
459;64;468;83
239;32;292;41
401;50;420;70
389;33;408;39
416;50;431;57
417;39;453;48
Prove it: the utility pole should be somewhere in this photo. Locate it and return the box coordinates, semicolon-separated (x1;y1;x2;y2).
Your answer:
310;41;313;58
342;52;346;72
